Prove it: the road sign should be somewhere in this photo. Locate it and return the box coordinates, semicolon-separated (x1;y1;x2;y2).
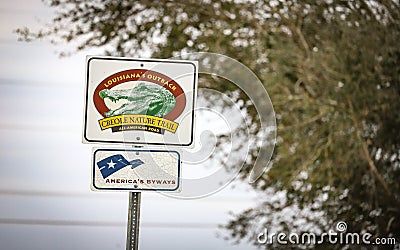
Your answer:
83;56;198;146
91;148;181;192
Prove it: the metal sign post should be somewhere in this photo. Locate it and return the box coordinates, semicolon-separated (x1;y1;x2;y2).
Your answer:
126;192;141;250
84;56;198;250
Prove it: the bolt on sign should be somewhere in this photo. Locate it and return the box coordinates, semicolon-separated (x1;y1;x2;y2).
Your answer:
83;56;198;146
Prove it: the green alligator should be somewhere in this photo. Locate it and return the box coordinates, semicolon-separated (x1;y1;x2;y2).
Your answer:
99;82;176;118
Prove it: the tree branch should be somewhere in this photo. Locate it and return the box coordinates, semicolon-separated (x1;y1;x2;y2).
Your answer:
347;97;391;195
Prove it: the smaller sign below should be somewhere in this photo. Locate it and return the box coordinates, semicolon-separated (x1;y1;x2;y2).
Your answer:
92;148;181;192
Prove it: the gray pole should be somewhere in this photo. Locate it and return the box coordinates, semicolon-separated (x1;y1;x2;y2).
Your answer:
126;192;141;250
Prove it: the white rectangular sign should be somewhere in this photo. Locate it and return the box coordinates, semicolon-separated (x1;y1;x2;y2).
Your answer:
91;148;181;192
83;56;198;146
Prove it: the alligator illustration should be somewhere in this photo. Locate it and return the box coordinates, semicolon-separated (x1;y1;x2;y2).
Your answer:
99;82;176;118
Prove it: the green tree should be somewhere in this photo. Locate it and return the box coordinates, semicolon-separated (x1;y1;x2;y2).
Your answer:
18;0;400;248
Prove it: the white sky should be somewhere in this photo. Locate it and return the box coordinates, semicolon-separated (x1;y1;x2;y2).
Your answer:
0;1;260;249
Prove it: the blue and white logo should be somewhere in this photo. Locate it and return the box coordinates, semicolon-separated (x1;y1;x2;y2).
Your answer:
96;154;144;179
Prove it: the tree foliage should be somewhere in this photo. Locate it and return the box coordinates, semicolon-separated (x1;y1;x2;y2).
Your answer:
17;0;400;248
